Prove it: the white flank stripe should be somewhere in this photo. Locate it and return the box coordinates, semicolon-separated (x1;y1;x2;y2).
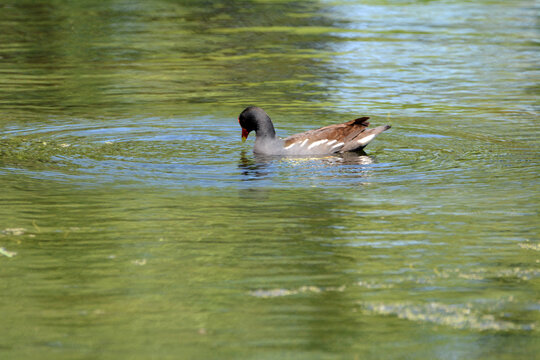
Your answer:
307;139;328;150
299;139;308;147
331;142;344;149
326;140;337;146
357;134;376;146
284;142;297;150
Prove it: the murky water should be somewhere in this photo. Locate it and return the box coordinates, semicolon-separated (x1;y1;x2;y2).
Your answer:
1;1;538;359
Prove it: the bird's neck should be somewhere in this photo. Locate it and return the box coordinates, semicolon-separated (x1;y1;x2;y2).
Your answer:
256;119;276;139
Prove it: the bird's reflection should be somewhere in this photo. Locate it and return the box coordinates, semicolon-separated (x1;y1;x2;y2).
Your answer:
330;151;374;165
239;150;376;182
238;150;273;180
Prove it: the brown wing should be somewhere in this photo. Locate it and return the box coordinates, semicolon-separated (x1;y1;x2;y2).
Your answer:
284;117;370;145
283;117;370;153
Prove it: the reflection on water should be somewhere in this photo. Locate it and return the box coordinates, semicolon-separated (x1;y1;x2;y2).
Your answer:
0;0;538;359
239;150;375;181
238;150;273;181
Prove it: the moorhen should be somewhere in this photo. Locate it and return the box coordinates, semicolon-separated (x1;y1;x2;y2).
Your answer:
239;106;391;155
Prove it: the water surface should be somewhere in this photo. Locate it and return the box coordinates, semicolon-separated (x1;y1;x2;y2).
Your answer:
1;1;539;359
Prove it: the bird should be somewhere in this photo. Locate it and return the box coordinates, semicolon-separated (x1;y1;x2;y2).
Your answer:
238;106;391;155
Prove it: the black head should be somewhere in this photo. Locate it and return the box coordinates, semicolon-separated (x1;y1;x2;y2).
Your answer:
238;106;276;141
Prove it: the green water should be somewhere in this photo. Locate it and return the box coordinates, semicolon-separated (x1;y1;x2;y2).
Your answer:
1;0;538;359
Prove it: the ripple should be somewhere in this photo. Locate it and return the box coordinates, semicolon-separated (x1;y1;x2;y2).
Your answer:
347;239;440;248
519;241;540;252
2;227;26;236
249;285;346;298
360;301;536;332
0;247;17;258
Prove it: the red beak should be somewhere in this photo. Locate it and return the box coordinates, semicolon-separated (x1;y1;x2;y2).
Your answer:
241;128;249;142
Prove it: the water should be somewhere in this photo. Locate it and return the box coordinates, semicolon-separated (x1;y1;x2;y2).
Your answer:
1;0;538;359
